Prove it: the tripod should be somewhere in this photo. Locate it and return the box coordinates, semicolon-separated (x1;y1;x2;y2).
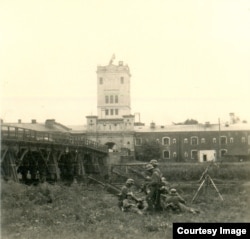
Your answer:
191;165;223;203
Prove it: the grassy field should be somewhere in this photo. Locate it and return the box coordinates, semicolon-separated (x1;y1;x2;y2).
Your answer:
159;162;250;181
1;176;250;239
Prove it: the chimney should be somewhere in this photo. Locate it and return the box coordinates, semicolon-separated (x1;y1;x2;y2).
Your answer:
229;113;236;124
0;119;3;124
31;119;36;124
45;119;55;128
18;119;22;123
205;122;210;127
150;122;156;129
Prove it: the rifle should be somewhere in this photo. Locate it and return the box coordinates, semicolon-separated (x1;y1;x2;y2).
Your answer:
128;167;148;180
111;168;145;190
87;176;121;195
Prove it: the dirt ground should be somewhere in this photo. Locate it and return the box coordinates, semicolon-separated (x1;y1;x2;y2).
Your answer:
1;179;250;239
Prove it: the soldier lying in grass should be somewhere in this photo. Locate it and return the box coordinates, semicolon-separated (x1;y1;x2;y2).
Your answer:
118;178;148;214
122;192;146;215
161;188;200;214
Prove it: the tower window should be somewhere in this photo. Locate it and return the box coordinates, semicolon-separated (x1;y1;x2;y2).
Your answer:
115;95;118;103
115;109;118;115
99;77;103;84
110;95;113;103
105;95;109;103
120;77;124;84
105;109;109;115
110;109;114;115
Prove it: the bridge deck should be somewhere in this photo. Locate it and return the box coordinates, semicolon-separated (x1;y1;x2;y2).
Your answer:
1;125;108;154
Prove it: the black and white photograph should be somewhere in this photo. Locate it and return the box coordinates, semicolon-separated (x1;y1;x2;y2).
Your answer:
1;0;250;238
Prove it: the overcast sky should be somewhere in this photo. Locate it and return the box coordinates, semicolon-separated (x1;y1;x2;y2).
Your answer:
1;0;250;126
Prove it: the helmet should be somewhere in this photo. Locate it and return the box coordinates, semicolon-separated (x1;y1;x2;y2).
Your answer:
170;188;177;194
145;164;154;171
150;159;158;166
126;178;135;185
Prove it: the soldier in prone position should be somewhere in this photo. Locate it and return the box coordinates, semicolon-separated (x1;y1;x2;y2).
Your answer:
161;188;200;214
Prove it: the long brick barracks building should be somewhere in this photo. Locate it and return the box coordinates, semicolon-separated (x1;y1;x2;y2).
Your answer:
3;58;250;163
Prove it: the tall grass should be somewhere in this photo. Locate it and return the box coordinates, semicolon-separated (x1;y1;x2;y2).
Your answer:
160;162;250;181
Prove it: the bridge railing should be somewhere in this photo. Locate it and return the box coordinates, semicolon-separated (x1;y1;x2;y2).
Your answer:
1;125;108;153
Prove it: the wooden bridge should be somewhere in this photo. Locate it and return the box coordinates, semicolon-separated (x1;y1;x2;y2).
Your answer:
1;125;109;183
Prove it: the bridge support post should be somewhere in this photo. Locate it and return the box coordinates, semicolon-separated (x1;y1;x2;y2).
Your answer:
1;147;19;182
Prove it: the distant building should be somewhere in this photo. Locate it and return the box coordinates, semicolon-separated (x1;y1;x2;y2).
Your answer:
85;58;135;155
134;122;250;162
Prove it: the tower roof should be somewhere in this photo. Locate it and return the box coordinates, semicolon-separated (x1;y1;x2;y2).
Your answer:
97;63;131;76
